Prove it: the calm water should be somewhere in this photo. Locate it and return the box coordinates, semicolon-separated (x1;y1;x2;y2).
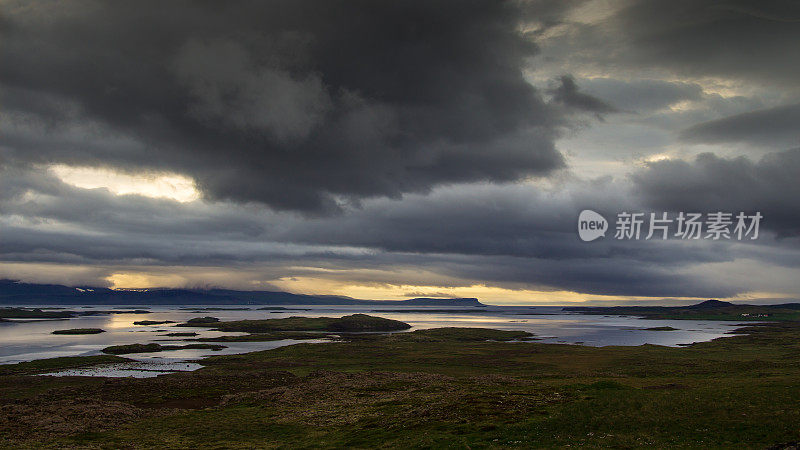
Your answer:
0;305;750;376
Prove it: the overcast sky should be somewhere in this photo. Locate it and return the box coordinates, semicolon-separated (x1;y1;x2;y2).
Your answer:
1;0;798;304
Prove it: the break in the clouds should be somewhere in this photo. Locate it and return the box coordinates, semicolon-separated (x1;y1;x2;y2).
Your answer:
1;0;799;302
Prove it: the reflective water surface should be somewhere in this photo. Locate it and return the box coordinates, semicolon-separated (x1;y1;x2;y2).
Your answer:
0;305;750;377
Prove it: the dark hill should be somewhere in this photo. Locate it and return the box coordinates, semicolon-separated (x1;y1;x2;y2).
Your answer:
564;299;800;321
688;299;734;309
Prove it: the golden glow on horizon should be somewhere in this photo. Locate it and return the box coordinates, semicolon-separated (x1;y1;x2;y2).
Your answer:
101;269;713;304
106;272;187;290
269;276;710;305
49;165;200;203
0;263;785;306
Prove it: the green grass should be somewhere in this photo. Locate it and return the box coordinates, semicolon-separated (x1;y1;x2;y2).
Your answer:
380;327;535;342
0;355;131;376
51;328;106;335
3;322;800;448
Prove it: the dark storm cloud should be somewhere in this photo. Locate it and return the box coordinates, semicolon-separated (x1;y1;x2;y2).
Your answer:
611;0;800;85
432;254;742;298
281;181;735;265
0;0;568;213
539;1;800;88
0;165;768;297
549;75;617;116
632;148;800;237
3;0;799;300
681;103;800;148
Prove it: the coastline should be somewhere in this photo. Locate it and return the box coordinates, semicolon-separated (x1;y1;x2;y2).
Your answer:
3;320;799;447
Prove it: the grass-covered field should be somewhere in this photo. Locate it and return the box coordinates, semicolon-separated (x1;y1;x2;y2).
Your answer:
1;322;800;448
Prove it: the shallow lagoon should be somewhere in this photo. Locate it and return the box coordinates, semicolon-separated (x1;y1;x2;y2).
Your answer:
0;305;750;376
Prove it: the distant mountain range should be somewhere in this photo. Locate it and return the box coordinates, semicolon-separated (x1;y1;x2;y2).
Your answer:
563;299;800;320
0;280;486;307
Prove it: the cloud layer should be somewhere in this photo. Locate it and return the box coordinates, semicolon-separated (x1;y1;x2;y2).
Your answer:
2;0;799;302
1;0;568;212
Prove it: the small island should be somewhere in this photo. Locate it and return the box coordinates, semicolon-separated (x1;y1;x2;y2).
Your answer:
51;328;106;335
177;316;220;326
371;309;491;314
102;343;226;355
1;307;74;319
257;307;311;311
0;307;151;319
179;307;251;311
179;313;411;333
172;314;413;342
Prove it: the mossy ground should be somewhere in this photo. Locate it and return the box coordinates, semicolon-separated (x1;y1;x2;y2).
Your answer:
1;325;799;448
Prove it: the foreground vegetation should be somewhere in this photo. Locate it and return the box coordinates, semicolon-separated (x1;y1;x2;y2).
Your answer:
1;320;800;448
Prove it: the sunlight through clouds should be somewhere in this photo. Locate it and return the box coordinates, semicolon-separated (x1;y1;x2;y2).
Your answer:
49;165;200;203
